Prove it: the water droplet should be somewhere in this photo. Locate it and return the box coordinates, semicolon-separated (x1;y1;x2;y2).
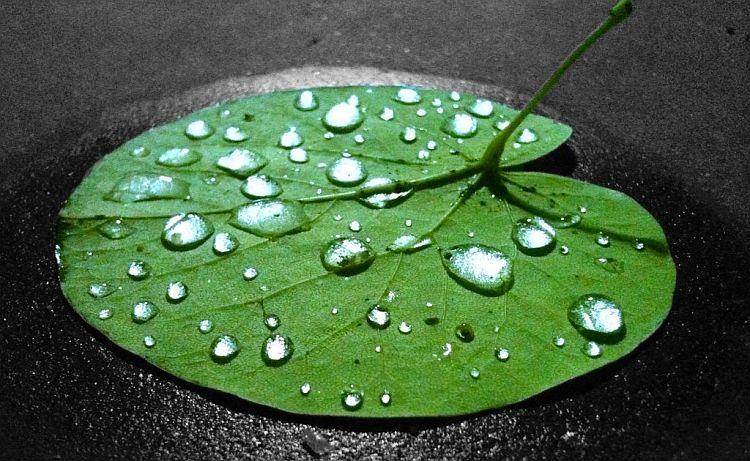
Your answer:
323;101;363;133
633;240;645;251
240;175;283;199
162;212;214;250
300;382;312;395
216;149;268;177
553;336;566;347
166;281;188;303
568;294;624;340
264;314;280;330
398;321;412;334
342;389;364;411
469;367;481;379
89;283;116;298
156;148;201;167
404;219;412;227
357;177;413;209
442;342;453;356
231;199;310;238
449;91;461;101
210;231;238;255
211;335;240;363
594;257;625;274
426;140;438;151
416;108;427;117
578;206;588;214
279;127;303;148
560;245;570;255
366;305;390;329
517;127;539;144
198;319;214;333
388;234;433;253
323;131;335;139
127;260;150;280
467;99;494;117
203;175;219;186
495;348;510;361
467;231;476;238
348;221;362;232
98;309;112;320
242;266;258;281
557;213;582;228
184;120;214;140
417;150;430;160
143;335;156;348
582;340;602;358
441;113;478;138
455;323;475;342
132;300;158;323
130;146;150;158
495;119;511;130
596;233;610;247
379;107;395;121
441;244;514;296
223;126;250;142
262;333;294;365
512;216;557;255
375;345;382;353
295;90;319;111
333;214;343;221
219;109;231;118
400;126;417;143
288;147;309;163
394;87;421;104
380;390;391;406
326;156;368;187
105;174;190;203
331;307;338;315
321;237;375;274
96;218;135;240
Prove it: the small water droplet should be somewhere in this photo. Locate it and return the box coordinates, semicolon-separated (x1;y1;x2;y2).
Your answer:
143;335;156;348
264;314;280;330
209;231;238;255
495;119;511;130
231;199;310;238
203;175;219;186
467;231;475;238
89;283;116;298
517;127;539;144
300;382;312;395
242;266;258;281
240;175;283;199
156;148;201;167
130;146;150;158
404;219;412;227
216;149;268;178
441;244;514;296
417;150;430;160
379;107;395;121
633;240;645;251
185;120;214;140
400;126;417;143
105;173;190;203
127;260;151;280
323;101;363;133
426;140;437;151
166;281;188;303
353;134;365;144
198;319;214;333
431;98;442;107
441;113;478;138
366;305;390;329
596;233;610;247
96;218;135;240
560;245;570;255
512;216;557;255
279;127;303;148
442;342;453;356
357;177;412;209
568;294;624;340
455;323;475;342
321;237;375;274
211;335;240;363
333;214;343;221
398;321;412;334
223;126;250;142
295;90;319;111
469;367;481;379
98;309;112;320
341;389;364;411
262;333;294;365
375;345;382;353
162;212;214;250
132;300;158;323
553;336;566;347
394;87;421;104
557;213;582;228
287;147;309;164
594;257;625;274
331;307;339;315
467;99;494;117
436;107;445;114
416;108;427;117
326;157;368;186
495;348;510;361
582;340;602;358
348;221;362;232
449;91;461;102
578;206;588;214
380;390;391;406
219;109;231;118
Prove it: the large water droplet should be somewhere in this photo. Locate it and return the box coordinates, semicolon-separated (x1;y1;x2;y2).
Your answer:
441;113;478;138
467;99;494;117
582;341;602;358
321;237;375;274
323;101;363;133
400;126;417;143
440;244;514;296
594;257;625;274
394;87;421;104
105;174;190;203
211;335;240;363
517;127;539;144
166;281;188;303
213;231;239;255
455;323;475;342
288;147;309;163
366;305;390;329
216;149;268;178
198;319;214;333
157;148;201;167
357;177;412;209
279;127;303;148
185;120;214;140
326;157;368;187
223;126;250;142
241;175;283;199
262;333;294;365
97;218;135;240
342;389;363;411
568;294;624;341
295;90;319;111
127;260;150;280
231;199;310;238
132;300;158;323
162;212;214;250
89;282;116;298
512;216;557;255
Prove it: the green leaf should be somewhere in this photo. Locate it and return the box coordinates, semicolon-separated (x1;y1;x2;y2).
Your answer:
56;86;674;417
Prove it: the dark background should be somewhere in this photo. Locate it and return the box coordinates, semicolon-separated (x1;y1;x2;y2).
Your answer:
1;1;748;459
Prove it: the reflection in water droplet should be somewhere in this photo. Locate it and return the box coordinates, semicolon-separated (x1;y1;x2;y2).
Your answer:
455;323;475;342
326;157;368;186
441;244;514;296
517;128;539;144
241;175;283;199
213;231;239;255
143;335;156;348
157;148;201;167
98;309;112;320
223;126;250;142
323;101;363;133
400;127;417;143
264;314;280;330
295;90;319;111
198;319;214;333
262;333;294;365
130;146;150;158
216;149;268;178
231;199;309;238
367;305;390;329
560;245;570;255
512;216;557;255
441;113;478;138
568;294;624;339
300;382;312;395
495;348;510;361
106;174;191;203
398;321;412;334
349;221;362;232
594;257;625;274
162;213;214;250
583;341;602;358
211;335;240;363
470;368;481;379
321;237;375;274
394;88;421;104
242;266;258;281
380;390;391;406
553;336;566;347
633;240;645;251
467;99;494;117
557;214;582;228
97;218;135;240
279;127;303;148
127;260;151;280
132;300;158;323
166;281;188;303
185;120;214;140
357;177;413;209
89;283;115;298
